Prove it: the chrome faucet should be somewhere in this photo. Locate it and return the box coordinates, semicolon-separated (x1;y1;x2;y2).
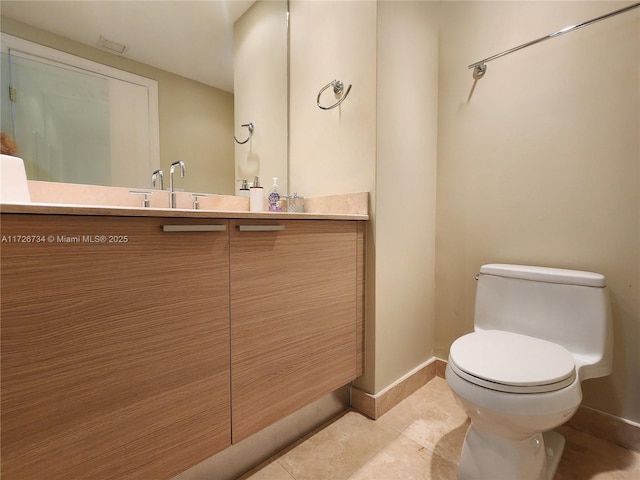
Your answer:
169;160;186;208
151;169;164;190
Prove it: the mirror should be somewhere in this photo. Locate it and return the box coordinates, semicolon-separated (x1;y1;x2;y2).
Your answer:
0;0;288;196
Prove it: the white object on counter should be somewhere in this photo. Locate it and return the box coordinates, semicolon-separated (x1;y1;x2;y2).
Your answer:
1;154;31;203
249;176;264;212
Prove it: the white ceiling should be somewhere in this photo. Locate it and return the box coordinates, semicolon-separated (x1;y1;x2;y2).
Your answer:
0;0;256;92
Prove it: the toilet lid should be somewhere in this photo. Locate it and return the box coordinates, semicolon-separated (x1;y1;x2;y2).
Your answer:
449;330;576;394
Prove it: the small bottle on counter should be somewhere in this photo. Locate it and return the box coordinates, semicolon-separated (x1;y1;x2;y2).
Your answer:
287;192;304;213
238;179;250;197
249;176;264;212
268;177;282;212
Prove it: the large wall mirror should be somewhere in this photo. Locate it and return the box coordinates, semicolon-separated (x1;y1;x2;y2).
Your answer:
0;0;288;196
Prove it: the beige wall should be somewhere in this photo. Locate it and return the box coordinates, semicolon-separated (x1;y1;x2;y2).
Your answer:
289;0;439;394
372;0;440;393
289;1;377;198
234;0;288;194
159;72;234;195
435;1;639;422
1;16;234;194
289;0;378;392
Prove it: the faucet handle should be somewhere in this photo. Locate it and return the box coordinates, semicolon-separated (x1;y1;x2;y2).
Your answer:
130;190;154;208
190;193;209;210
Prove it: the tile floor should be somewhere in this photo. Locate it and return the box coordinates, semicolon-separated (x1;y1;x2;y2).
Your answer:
239;377;640;480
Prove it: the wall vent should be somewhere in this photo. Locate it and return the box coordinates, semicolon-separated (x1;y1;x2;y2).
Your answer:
96;35;127;55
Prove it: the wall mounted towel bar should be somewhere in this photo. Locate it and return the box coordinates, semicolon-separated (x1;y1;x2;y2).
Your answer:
469;2;640;78
317;79;352;110
234;122;254;144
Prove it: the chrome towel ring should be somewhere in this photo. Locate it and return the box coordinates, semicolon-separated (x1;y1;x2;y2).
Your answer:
317;79;352;110
234;122;254;144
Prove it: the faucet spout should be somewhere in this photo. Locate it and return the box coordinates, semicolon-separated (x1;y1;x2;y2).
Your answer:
151;169;164;190
169;160;186;208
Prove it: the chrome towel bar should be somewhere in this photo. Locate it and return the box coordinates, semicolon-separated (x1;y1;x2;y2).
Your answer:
468;2;640;78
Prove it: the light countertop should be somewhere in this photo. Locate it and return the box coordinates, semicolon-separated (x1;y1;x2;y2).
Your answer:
0;202;368;221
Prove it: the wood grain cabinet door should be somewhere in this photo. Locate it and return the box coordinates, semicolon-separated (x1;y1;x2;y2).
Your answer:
229;219;364;443
0;215;231;480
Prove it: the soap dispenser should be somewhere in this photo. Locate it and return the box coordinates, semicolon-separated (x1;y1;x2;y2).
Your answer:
249;176;264;212
238;179;250;197
268;177;282;212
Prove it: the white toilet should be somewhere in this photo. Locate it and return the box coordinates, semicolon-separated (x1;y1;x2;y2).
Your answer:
445;264;613;480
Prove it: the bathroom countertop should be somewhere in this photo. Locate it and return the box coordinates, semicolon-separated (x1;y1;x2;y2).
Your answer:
0;202;369;221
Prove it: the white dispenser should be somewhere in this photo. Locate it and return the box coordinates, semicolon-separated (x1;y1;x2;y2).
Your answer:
249;176;264;212
238;179;250;197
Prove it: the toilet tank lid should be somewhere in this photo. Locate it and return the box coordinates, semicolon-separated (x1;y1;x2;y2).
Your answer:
480;264;606;287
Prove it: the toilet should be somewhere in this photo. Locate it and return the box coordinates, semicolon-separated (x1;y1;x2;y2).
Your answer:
445;264;613;480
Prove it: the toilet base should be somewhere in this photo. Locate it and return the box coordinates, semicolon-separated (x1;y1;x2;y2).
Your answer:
543;430;565;479
457;426;566;480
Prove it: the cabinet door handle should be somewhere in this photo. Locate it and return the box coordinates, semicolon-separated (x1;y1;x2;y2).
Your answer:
237;225;285;232
162;224;227;232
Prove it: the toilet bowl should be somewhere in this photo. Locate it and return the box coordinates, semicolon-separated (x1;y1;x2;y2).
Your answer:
446;264;613;480
446;332;582;480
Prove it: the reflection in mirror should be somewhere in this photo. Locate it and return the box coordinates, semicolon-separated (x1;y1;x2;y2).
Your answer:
0;0;288;196
234;0;289;196
1;45;160;189
1;51;113;185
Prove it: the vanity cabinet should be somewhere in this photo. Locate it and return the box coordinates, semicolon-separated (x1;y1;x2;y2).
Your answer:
0;214;231;480
229;219;365;442
0;212;366;478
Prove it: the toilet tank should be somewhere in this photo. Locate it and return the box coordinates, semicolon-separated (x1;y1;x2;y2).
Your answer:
474;264;613;380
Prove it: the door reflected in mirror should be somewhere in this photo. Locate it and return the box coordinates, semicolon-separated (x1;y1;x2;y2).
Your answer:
1;46;160;189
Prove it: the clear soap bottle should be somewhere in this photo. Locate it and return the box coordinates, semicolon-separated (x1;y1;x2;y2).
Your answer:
268;177;282;212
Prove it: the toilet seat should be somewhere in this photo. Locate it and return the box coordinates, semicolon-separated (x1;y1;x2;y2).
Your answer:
449;330;576;394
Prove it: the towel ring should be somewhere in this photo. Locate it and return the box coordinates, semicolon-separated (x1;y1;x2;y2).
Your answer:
317;79;352;110
234;122;254;144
